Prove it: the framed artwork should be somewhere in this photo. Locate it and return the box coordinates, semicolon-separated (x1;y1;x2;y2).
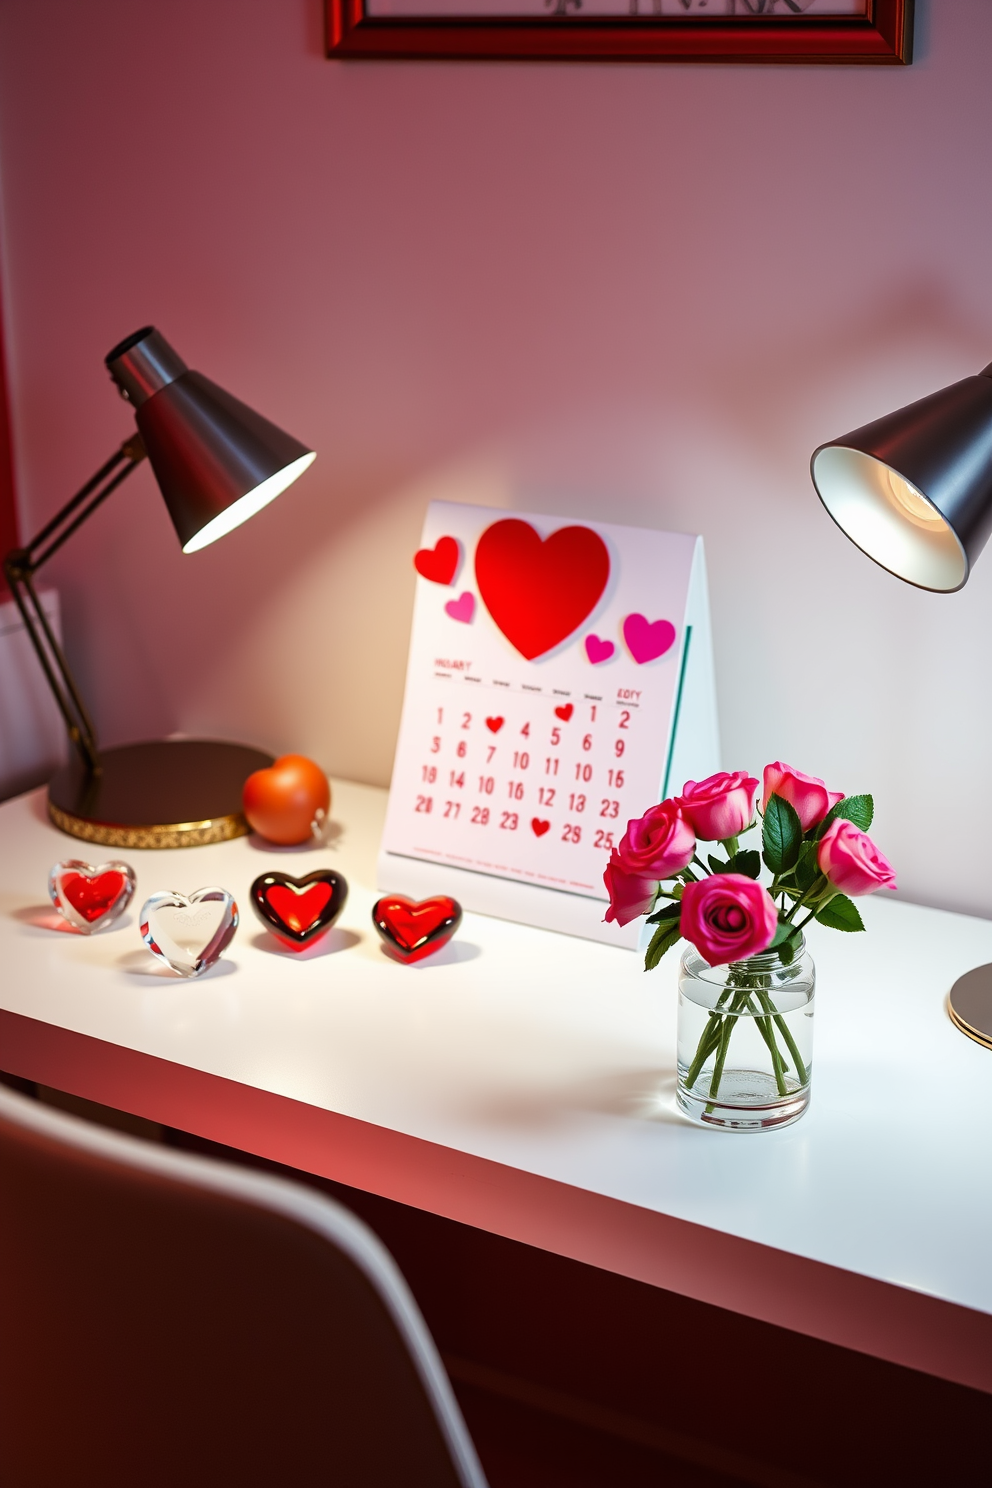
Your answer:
326;0;912;64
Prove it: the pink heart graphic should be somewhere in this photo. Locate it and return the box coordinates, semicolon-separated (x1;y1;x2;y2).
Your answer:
623;614;676;665
444;591;475;624
585;634;615;665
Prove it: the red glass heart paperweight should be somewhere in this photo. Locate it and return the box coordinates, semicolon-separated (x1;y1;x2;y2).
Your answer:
48;860;136;934
372;894;462;964
250;869;349;949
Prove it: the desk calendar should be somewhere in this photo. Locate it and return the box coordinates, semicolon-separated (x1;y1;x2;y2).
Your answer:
379;503;719;948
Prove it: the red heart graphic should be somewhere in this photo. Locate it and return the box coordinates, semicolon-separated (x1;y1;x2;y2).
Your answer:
486;716;505;733
531;818;550;837
372;895;462;964
250;870;348;949
62;870;128;923
475;520;610;661
414;536;459;586
554;703;574;722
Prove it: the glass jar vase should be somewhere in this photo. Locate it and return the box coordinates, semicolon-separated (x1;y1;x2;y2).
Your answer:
676;938;814;1131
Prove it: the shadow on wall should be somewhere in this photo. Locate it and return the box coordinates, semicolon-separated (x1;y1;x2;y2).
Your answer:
38;284;992;918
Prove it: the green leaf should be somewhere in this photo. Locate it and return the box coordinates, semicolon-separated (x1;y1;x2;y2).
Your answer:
644;902;682;926
819;794;873;836
707;854;730;875
769;919;802;964
815;894;865;933
726;849;761;880
644;917;683;971
762;795;803;874
792;842;822;894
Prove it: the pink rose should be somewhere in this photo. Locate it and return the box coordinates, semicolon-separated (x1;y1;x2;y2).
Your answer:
680;874;778;966
763;762;843;832
817;819;897;897
678;771;758;842
615;800;695;880
603;853;658;927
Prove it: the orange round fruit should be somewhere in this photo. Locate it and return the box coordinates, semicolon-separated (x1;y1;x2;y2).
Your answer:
242;755;330;846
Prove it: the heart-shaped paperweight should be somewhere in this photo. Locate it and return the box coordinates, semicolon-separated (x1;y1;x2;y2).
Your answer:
372;894;462;965
250;869;348;950
49;860;136;934
139;887;238;978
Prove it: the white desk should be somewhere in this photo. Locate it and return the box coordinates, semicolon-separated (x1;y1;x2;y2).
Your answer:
1;780;991;1394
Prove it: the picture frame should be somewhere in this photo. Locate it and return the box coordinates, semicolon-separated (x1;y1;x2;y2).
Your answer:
325;0;912;65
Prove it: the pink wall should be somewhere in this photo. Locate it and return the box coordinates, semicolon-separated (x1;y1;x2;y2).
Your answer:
1;0;991;915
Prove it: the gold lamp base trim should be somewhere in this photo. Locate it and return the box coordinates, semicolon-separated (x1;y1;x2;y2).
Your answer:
46;738;274;851
47;801;249;851
947;964;992;1050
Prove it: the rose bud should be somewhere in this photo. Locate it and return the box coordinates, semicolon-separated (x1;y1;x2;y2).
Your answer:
678;771;758;842
679;873;778;967
817;819;897;897
603;853;659;927
762;762;843;833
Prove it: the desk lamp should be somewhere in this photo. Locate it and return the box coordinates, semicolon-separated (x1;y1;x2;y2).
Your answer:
810;360;992;1047
2;327;315;849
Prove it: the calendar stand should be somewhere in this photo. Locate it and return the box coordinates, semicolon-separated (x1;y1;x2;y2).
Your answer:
379;503;719;949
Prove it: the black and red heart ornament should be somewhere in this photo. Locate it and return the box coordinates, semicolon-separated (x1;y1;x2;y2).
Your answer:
250;869;348;950
372;894;462;964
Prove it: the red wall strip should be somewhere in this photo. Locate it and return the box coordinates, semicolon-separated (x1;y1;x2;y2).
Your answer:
0;265;18;562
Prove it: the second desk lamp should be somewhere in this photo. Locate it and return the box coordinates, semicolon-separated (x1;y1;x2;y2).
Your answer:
810;359;992;1048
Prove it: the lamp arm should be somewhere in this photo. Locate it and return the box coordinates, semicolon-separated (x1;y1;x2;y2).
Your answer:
2;434;148;773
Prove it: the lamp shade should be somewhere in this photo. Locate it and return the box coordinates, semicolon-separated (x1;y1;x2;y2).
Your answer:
106;327;315;553
810;363;992;593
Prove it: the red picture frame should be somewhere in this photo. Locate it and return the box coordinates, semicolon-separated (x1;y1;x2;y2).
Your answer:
326;0;912;64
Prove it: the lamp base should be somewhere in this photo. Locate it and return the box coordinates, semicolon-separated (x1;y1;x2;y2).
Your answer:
48;739;274;850
947;964;992;1050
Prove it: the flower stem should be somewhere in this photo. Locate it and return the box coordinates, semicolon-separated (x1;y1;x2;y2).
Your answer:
684;988;732;1088
747;996;788;1096
784;878;821;924
685;1017;724;1088
706;991;747;1103
757;991;808;1085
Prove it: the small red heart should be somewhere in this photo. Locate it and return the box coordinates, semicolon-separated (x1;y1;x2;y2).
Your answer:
414;536;460;586
531;819;550;837
554;703;574;722
250;870;348;949
486;716;505;733
373;895;462;964
62;870;128;922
